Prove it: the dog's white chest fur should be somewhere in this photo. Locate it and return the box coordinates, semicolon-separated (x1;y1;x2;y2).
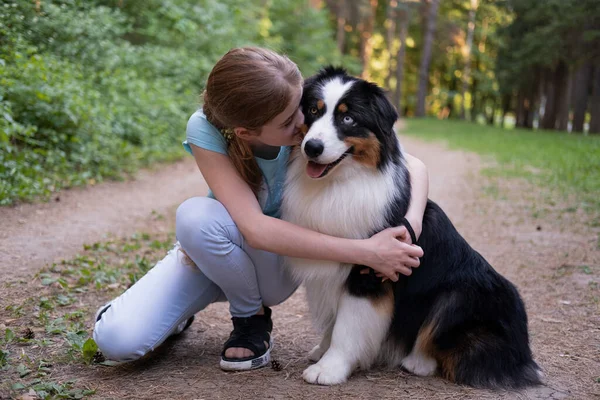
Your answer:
281;153;397;330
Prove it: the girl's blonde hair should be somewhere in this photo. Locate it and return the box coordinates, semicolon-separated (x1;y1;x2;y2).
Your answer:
202;47;302;195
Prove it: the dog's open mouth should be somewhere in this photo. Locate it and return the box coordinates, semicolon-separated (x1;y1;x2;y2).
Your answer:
306;148;353;179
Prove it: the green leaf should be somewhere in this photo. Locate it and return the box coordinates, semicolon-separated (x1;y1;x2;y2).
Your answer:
579;265;592;275
82;338;98;364
41;277;56;286
5;328;15;343
16;363;32;378
0;349;9;367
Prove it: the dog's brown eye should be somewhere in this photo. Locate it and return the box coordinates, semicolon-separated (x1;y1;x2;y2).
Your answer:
309;107;318;115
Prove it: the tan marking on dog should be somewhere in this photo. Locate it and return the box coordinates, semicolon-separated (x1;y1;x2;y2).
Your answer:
344;132;381;168
292;124;308;145
440;326;498;384
439;352;457;382
338;103;348;113
415;322;437;356
369;284;394;316
317;99;325;110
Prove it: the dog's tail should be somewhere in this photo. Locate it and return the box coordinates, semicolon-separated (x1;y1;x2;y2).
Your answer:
443;345;542;389
431;288;542;389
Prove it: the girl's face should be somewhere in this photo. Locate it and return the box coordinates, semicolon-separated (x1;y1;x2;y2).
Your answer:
238;85;305;147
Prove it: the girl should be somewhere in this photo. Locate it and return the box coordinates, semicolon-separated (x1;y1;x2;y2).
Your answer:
93;47;428;371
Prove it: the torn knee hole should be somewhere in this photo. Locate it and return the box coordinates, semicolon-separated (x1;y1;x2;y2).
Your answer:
178;248;197;268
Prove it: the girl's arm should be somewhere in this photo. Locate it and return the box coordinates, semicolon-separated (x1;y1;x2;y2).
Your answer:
361;152;429;280
190;145;424;281
403;152;429;242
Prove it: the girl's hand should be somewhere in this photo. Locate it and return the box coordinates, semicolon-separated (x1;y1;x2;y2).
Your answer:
360;226;423;282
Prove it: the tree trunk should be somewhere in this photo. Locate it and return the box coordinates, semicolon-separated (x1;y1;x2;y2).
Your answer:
336;0;347;54
359;0;379;80
460;0;478;120
572;61;592;133
415;0;440;117
516;85;537;130
590;64;600;134
394;6;409;115
487;97;496;125
500;93;512;128
471;90;479;121
556;63;571;131
541;68;558;130
516;91;525;128
525;69;542;129
385;0;396;93
525;91;535;129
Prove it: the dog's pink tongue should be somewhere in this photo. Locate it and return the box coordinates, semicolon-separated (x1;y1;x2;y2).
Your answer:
306;161;327;178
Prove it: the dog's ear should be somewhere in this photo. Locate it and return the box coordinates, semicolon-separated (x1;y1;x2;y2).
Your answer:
369;84;398;134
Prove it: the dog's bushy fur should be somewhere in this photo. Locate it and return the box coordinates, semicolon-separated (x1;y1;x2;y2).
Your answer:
281;67;541;388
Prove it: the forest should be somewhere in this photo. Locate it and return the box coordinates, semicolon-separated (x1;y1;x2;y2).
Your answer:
1;0;599;205
324;0;600;131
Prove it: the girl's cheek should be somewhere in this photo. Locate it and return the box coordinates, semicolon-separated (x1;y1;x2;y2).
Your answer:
287;126;296;138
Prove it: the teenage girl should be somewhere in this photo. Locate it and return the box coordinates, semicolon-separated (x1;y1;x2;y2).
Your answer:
93;47;428;371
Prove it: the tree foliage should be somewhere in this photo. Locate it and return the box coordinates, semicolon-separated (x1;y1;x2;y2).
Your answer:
0;0;352;205
324;0;600;131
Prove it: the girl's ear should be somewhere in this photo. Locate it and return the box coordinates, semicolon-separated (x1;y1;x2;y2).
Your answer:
234;127;257;141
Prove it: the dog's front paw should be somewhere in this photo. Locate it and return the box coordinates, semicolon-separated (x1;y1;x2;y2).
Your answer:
303;363;349;385
308;344;326;362
303;355;354;386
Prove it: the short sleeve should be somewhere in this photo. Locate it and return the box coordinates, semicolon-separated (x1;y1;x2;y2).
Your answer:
182;109;228;156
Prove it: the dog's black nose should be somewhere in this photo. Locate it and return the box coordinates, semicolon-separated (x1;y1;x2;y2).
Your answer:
304;139;324;158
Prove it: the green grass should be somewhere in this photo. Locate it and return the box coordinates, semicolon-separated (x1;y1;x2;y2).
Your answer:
403;118;600;218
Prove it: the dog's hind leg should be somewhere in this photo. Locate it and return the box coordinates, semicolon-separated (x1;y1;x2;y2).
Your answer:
302;292;393;385
308;325;332;362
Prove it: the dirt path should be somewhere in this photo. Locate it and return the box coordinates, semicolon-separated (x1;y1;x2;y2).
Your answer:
1;135;598;399
0;159;207;280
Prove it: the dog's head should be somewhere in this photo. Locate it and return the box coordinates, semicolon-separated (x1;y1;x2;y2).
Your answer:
298;66;400;180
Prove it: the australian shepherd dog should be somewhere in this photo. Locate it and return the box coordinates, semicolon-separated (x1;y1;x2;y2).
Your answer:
281;67;541;388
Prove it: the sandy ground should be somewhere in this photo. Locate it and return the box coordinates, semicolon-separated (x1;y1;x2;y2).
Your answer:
1;135;598;399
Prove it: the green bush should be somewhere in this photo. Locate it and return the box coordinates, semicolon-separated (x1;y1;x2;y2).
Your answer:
0;0;355;205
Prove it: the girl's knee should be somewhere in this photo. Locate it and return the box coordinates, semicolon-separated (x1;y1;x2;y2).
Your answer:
93;311;149;362
176;197;233;253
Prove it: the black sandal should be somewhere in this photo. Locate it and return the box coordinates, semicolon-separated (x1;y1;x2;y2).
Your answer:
220;306;273;371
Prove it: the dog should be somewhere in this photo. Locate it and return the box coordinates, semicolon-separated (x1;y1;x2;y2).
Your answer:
281;67;541;388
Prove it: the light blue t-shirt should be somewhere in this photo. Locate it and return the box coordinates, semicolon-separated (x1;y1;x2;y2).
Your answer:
183;109;290;219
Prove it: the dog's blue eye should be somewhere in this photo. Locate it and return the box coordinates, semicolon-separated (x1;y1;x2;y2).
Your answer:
342;116;354;125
